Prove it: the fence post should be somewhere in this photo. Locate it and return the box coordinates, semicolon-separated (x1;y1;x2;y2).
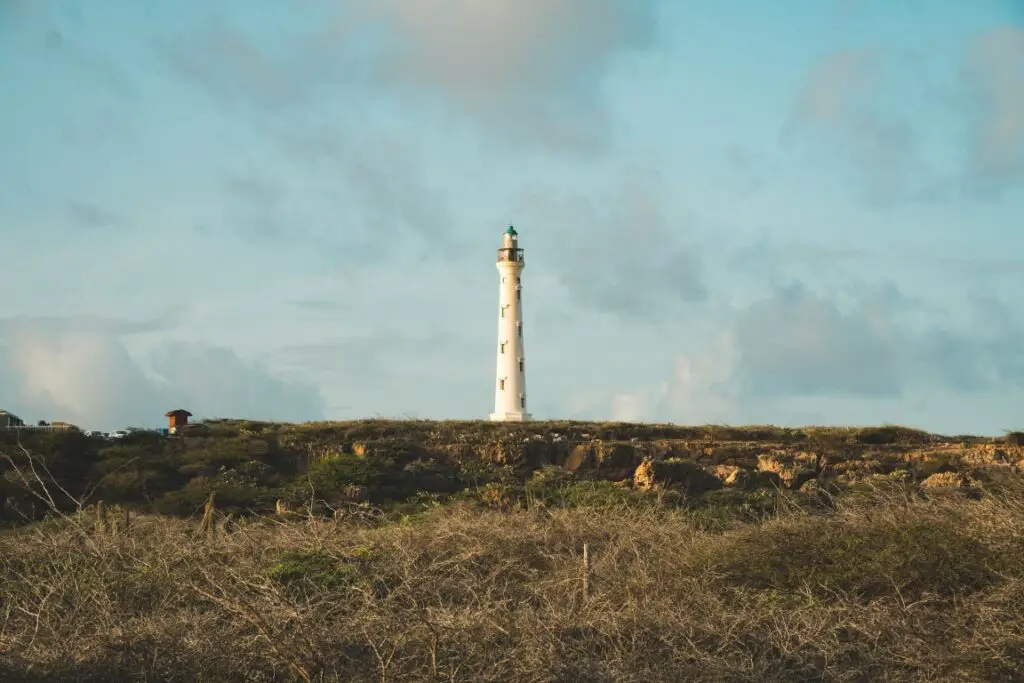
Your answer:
95;501;109;535
582;542;591;600
201;492;216;545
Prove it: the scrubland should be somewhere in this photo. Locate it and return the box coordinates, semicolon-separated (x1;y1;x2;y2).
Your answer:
2;420;1024;681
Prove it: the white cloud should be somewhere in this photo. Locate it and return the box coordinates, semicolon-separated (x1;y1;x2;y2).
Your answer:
656;333;740;424
0;316;326;430
521;171;706;318
965;27;1024;182
166;0;658;152
363;0;654;105
732;284;907;397
794;50;877;124
784;29;1024;201
783;49;927;204
647;284;1024;427
610;392;648;422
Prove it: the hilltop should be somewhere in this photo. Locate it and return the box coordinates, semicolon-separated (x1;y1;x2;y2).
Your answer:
3;419;1023;522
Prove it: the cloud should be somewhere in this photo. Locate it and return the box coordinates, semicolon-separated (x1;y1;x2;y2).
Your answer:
610;392;649;422
222;172;292;241
783;49;931;204
963;26;1024;187
4;0;49;23
220;128;458;264
65;200;123;231
720;146;773;198
833;0;871;19
649;283;1024;424
572;332;739;425
733;284;907;397
0;313;182;338
278;328;486;419
334;135;461;257
365;0;653;97
0;316;326;429
794;50;877;124
161;17;334;115
164;0;656;152
729;237;1024;285
6;0;137;99
735;284;1024;398
653;332;740;424
156;1;656;267
286;297;353;315
521;171;706;319
785;31;1024;202
359;0;657;150
150;343;326;422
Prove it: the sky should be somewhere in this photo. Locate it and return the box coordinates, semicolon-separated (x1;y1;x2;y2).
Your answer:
0;0;1023;434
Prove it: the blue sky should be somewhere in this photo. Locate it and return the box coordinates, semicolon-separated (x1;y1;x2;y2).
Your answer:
1;0;1023;434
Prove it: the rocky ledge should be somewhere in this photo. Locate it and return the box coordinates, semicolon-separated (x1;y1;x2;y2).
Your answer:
195;419;1024;497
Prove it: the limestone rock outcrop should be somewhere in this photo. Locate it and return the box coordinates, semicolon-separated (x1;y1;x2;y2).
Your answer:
633;459;723;495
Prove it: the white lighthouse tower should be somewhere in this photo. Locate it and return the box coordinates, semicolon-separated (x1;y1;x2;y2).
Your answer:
489;225;531;422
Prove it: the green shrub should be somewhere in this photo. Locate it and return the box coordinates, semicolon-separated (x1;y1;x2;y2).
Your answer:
176;441;255;478
268;550;356;595
530;479;640;509
524;465;576;499
456;458;510;488
710;512;999;601
396;460;462;497
1005;431;1024;446
308;453;396;492
688;488;790;526
152;474;276;516
855;425;934;446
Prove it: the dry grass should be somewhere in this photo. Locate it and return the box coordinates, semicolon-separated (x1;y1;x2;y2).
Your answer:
3;481;1024;682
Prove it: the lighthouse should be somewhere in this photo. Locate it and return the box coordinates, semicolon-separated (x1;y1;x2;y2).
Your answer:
489;225;531;422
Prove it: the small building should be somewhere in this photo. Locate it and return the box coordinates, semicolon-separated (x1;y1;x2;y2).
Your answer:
165;409;192;434
0;410;25;428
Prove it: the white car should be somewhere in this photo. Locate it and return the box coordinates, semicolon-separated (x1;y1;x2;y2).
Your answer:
110;430;129;439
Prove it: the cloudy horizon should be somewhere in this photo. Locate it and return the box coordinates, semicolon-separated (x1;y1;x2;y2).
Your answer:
1;0;1023;434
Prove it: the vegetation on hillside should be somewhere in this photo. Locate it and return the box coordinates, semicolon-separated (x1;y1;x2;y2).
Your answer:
1;419;1019;525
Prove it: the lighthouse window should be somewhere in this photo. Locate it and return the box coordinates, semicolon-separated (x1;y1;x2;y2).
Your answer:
518;358;524;372
499;378;505;390
501;306;506;318
517;321;522;337
500;342;506;354
516;276;521;285
516;287;521;301
520;395;526;409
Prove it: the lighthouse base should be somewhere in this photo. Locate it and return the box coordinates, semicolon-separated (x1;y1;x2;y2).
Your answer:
489;412;532;422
